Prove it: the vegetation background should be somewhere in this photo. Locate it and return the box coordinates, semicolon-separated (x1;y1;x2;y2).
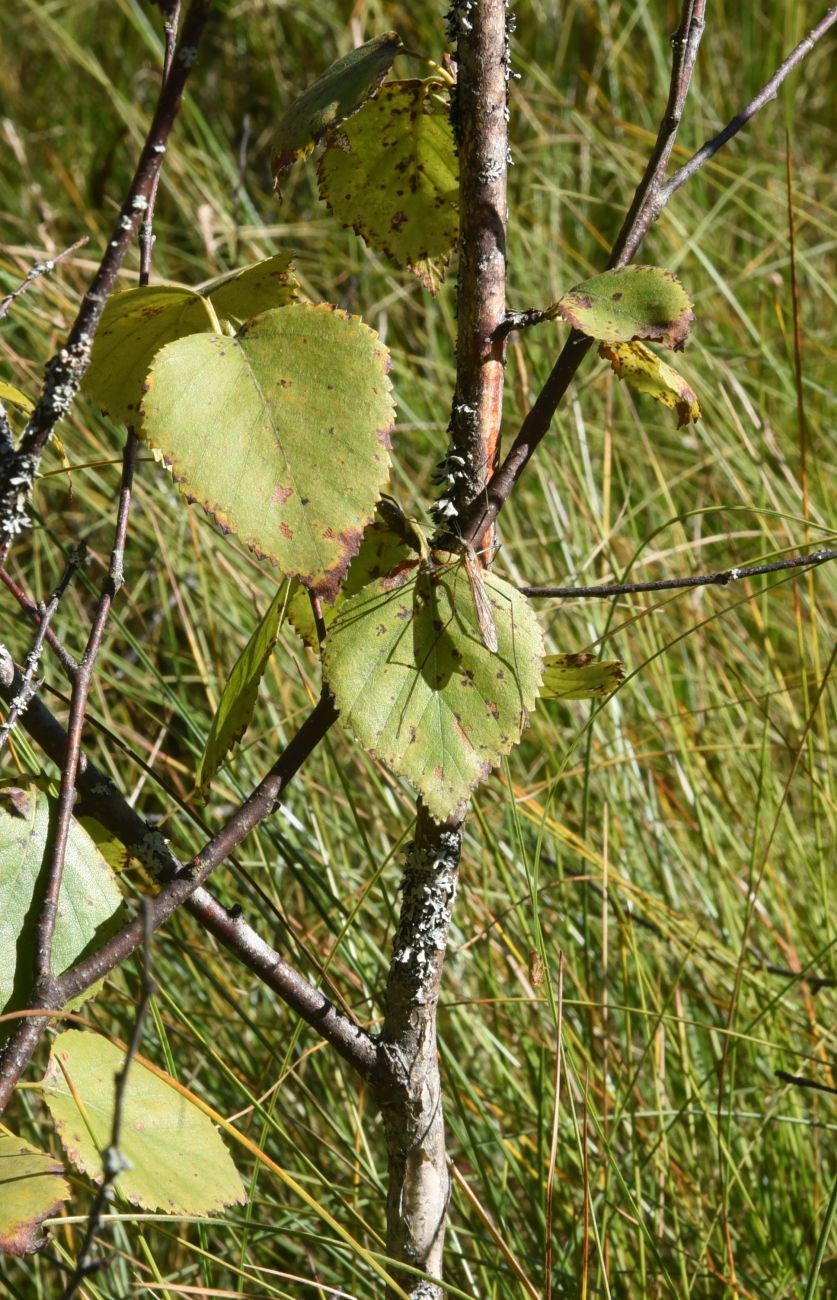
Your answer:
1;1;835;1296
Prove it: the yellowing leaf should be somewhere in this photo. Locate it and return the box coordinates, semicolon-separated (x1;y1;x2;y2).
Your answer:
323;556;543;822
540;653;625;700
554;266;694;350
203;252;298;321
42;1030;244;1216
140;303;395;600
272;32;403;189
600;341;700;426
0;1132;70;1258
318;80;459;293
82;287;216;426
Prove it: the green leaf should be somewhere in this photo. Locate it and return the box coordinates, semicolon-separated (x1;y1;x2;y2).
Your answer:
0;379;34;415
540;653;625;700
318;80;459;293
0;786;124;1032
271;32;403;189
140;303;395;600
600;340;701;426
82;287;217;426
287;508;415;646
41;1030;244;1215
323;555;544;822
554;266;694;349
196;585;289;795
204;253;298;321
0;1131;70;1258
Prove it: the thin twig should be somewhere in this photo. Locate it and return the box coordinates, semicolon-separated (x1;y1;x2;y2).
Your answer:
139;2;182;284
459;2;835;548
658;7;837;211
0;0;213;556
0;546;83;754
775;1071;837;1097
59;902;156;1300
0;564;80;675
0;238;88;321
519;548;837;599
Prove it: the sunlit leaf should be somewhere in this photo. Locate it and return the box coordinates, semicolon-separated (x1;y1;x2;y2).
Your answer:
318;79;459;292
0;1132;70;1258
140;303;395;600
197;585;289;795
0;786;124;1032
272;32;403;189
554;266;694;349
323;555;543;821
203;253;298;321
600;340;700;426
42;1030;244;1215
540;652;625;700
82;286;216;426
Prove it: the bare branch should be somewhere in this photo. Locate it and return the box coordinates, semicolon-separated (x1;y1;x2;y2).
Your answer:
0;0;214;555
0;239;88;321
658;6;837;211
520;548;837;600
458;3;836;547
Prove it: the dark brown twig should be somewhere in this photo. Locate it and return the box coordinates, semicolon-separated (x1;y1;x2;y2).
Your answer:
520;548;837;600
658;7;837;213
139;1;182;284
459;2;835;548
58;902;156;1300
775;1071;837;1097
0;0;213;556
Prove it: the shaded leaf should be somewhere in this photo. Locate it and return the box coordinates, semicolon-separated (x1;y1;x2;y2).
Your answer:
318;80;459;292
140;303;395;600
287;509;414;646
554;266;694;349
197;586;289;795
600;340;700;426
0;1132;70;1258
42;1030;244;1215
82;287;216;426
323;555;543;822
0;379;34;415
0;787;123;1032
272;32;403;189
204;253;298;321
540;652;625;700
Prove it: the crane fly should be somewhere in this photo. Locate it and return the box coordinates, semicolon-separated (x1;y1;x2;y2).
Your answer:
463;544;498;653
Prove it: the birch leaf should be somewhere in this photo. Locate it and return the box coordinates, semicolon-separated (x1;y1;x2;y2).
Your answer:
554;266;694;349
323;556;543;822
600;341;700;426
0;1133;70;1258
318;79;459;292
272;32;402;188
540;653;625;700
140;303;395;600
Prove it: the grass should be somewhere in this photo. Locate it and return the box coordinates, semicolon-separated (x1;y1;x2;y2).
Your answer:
1;1;835;1296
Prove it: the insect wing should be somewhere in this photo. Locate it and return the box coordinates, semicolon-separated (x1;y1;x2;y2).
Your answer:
464;548;498;653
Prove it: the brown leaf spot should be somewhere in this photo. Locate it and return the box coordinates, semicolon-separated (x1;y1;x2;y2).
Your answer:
271;484;293;505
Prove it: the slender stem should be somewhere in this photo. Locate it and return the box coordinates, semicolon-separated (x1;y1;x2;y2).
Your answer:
458;1;835;548
0;681;349;1111
659;6;837;211
32;436;137;997
0;238;88;321
520;548;837;600
0;0;213;556
139;1;182;284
